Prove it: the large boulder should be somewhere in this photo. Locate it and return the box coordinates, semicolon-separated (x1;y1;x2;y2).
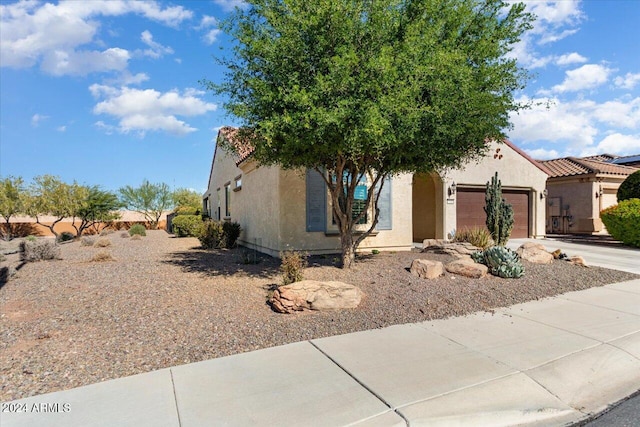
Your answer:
270;280;363;314
445;258;488;278
410;259;444;279
516;242;553;264
422;241;481;257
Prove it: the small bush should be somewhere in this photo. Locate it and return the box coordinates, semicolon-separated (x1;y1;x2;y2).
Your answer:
172;215;204;237
222;221;242;248
91;251;115;262
280;251;308;285
57;232;75;243
120;231;130;238
100;228;115;236
26;235;37;242
94;238;112;247
198;220;224;249
128;224;146;237
371;249;380;255
601;199;640;247
453;227;494;249
617;170;640;202
81;236;95;247
20;240;61;262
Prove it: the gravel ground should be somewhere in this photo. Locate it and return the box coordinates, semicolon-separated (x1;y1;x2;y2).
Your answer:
1;230;637;401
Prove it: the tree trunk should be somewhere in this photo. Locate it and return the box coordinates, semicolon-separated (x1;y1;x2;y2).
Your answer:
340;231;356;268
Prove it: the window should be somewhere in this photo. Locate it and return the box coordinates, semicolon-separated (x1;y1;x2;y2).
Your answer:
225;183;231;217
234;175;242;191
216;188;221;220
332;173;368;225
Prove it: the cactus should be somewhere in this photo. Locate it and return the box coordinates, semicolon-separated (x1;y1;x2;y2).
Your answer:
484;172;514;246
473;246;525;279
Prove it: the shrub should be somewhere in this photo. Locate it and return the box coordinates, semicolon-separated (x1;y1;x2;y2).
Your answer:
452;227;494;249
172;215;204;237
20;240;61;262
120;231;130;238
222;221;242;248
601;199;640;247
57;232;75;243
128;224;146;237
25;235;37;242
81;236;95;246
100;228;115;236
198;220;224;249
280;251;308;285
371;249;380;255
472;246;524;278
91;251;114;262
617;170;640;202
94;238;112;247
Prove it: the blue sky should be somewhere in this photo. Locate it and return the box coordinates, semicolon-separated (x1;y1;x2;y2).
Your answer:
1;0;639;194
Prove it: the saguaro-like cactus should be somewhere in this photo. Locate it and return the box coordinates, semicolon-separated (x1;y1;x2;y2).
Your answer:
484;172;514;246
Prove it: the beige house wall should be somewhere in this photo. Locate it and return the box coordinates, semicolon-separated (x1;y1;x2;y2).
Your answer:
441;140;548;238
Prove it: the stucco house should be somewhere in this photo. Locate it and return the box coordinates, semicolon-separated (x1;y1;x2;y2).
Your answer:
203;127;548;256
537;155;639;234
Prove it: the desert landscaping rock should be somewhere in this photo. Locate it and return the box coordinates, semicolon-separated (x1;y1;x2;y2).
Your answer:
410;259;444;279
517;242;554;264
445;258;488;278
269;280;363;313
569;255;588;267
0;231;637;401
423;241;482;257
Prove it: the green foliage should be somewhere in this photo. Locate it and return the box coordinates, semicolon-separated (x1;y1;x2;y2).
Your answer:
172;188;202;215
280;251;308;286
209;0;533;267
198;219;224;249
484;172;514;246
128;224;147;237
172;215;204;237
617;170;640;202
57;231;75;243
0;176;26;240
473;246;524;278
20;239;61;262
119;180;172;229
371;249;380;255
72;186;121;237
601;199;640;247
27;175;86;238
452;227;494;250
222;221;242;248
25;235;37;242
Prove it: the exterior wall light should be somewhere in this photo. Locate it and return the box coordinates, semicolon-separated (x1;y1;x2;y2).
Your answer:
448;181;457;196
540;189;548;199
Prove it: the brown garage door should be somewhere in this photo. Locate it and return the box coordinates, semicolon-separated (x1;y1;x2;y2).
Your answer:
456;188;530;238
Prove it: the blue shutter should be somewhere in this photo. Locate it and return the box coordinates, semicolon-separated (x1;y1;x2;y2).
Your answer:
376;176;392;230
306;169;326;232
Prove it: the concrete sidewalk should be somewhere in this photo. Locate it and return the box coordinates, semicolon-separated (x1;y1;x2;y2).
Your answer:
3;277;640;427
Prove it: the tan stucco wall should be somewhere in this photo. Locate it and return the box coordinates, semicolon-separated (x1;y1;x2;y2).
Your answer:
440;140;548;238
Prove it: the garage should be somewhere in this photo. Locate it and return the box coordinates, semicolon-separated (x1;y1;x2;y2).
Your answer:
456;188;530;238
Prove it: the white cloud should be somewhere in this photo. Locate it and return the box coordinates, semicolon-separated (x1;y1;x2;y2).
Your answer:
614;72;640;90
116;72;150;85
583;133;640;156
0;0;192;75
56;125;67;132
139;30;173;59
196;15;221;44
525;148;561;160
197;15;218;29
31;113;49;127
551;64;613;93
213;0;248;13
92;85;217;136
203;29;222;45
555;52;587;66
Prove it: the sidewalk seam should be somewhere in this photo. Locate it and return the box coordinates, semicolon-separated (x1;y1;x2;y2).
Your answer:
170;368;183;427
308;341;409;427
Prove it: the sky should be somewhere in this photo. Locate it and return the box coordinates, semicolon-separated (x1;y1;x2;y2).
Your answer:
1;0;639;194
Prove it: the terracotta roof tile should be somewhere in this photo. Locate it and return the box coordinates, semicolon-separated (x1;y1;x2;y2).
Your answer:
218;126;256;165
539;156;638;178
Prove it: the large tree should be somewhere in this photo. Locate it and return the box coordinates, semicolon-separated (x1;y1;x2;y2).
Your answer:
119;180;173;229
71;186;122;237
172;188;203;215
0;176;26;240
208;0;533;267
27;175;85;238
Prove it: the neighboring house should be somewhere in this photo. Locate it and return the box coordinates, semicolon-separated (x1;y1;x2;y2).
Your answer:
203;127;548;256
538;155;639;234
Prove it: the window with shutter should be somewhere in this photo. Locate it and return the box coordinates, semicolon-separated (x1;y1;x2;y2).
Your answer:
306;169;326;232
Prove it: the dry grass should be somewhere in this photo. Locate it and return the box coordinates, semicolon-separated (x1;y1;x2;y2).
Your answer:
80;237;95;247
94;238;112;248
90;250;115;262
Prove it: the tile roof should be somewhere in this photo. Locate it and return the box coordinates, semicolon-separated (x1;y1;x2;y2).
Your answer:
610;154;640;165
218;126;256;165
539;156;638;178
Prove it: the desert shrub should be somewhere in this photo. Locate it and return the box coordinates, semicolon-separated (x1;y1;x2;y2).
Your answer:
452;227;494;249
222;221;242;248
371;249;380;255
473;246;524;278
81;236;95;246
25;235;37;242
100;228;115;236
601;199;640;247
130;234;142;241
198;220;224;249
120;231;130;238
94;238;112;247
20;240;61;262
91;250;114;262
280;251;308;285
617;170;640;202
57;231;75;243
128;224;146;237
172;215;204;237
